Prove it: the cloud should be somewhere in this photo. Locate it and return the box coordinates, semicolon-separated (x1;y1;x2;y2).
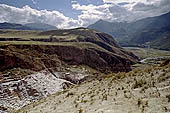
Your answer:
72;3;112;26
103;0;170;12
0;0;170;29
71;1;77;4
103;0;136;4
0;4;81;28
129;0;170;20
72;3;131;26
72;0;170;26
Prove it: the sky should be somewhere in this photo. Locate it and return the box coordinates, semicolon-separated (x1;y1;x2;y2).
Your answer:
0;0;170;28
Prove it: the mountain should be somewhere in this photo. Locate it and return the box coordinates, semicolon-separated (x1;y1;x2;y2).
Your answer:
88;12;170;50
0;22;57;31
130;12;170;50
88;19;129;42
0;22;31;30
24;23;57;31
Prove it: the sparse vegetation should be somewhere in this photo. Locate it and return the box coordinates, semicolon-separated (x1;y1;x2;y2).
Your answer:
1;29;170;113
133;79;146;89
11;60;170;113
166;95;170;102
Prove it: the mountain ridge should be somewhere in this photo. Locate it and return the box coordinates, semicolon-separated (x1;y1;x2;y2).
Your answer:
0;22;57;31
88;12;170;50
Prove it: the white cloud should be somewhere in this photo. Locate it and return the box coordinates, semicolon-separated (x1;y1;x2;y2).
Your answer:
72;3;130;26
103;0;135;4
0;4;81;29
103;0;170;11
103;0;160;4
71;1;77;4
0;0;170;29
72;0;170;26
129;0;170;20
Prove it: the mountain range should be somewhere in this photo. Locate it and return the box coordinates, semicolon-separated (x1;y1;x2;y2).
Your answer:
1;12;170;50
0;22;57;31
0;11;170;113
88;12;170;50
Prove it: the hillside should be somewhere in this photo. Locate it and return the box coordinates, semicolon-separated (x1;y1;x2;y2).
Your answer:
88;20;129;42
0;28;139;73
0;22;57;31
12;59;170;113
24;23;57;31
0;22;31;30
0;28;138;112
88;12;170;50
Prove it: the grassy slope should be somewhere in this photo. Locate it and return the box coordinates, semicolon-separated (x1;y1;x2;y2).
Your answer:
1;29;170;113
13;62;170;113
0;28;139;63
0;30;43;38
0;28;97;39
0;29;111;55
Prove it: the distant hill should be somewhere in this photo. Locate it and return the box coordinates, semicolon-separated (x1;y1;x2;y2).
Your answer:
0;22;57;31
129;12;170;50
0;22;31;30
88;20;129;43
88;12;170;50
25;23;57;31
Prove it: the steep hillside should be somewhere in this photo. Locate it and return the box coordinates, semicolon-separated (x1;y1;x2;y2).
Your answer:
0;28;138;73
0;28;138;112
131;27;170;50
88;20;129;42
13;60;170;113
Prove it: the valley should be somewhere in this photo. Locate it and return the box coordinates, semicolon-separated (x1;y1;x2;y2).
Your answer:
0;24;170;113
0;1;170;113
88;12;170;51
0;32;169;112
0;28;170;113
0;28;138;113
12;54;170;113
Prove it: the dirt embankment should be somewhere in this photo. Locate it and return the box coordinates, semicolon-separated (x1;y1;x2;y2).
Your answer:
0;44;134;73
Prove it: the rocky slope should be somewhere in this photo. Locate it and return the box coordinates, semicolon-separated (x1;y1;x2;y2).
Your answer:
0;28;138;112
13;60;170;113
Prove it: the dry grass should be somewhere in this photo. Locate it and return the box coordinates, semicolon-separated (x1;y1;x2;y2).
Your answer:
12;62;170;113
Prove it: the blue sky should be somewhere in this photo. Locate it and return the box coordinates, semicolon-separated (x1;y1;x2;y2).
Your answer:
0;0;103;19
0;0;170;28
